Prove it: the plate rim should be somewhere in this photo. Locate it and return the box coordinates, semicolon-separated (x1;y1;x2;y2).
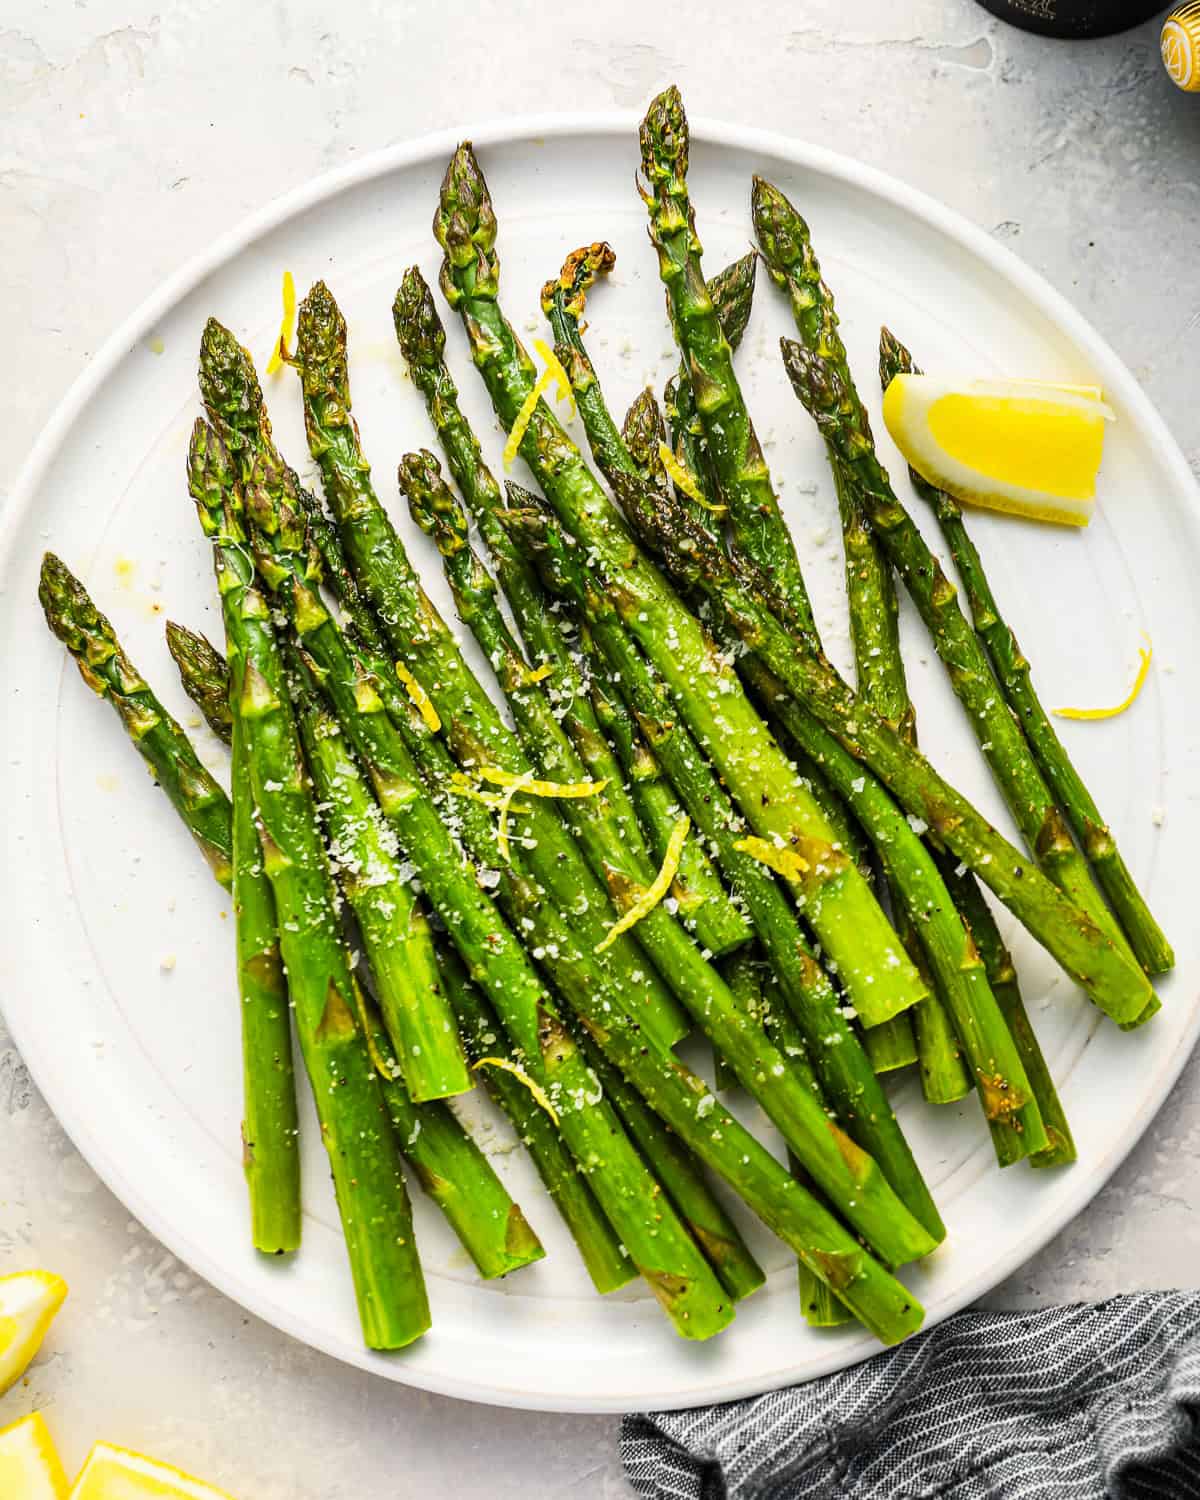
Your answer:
5;109;1199;1415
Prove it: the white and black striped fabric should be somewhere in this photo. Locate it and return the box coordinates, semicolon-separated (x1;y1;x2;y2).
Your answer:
621;1293;1200;1499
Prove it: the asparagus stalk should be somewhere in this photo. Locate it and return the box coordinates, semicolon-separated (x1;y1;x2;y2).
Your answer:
436;945;635;1292
752;179;1154;1024
810;379;968;1097
165;623;233;742
501;499;945;1233
52;595;556;1282
578;1034;765;1302
721;951;845;1321
230;430;733;1342
41;555;233;884
487;868;924;1345
42;565;302;1254
407;463;939;1264
156;626;570;1276
433;140;928;1032
169;628;471;1110
185;422;429;1349
636;87;814;636
393;266;751;961
607;451;1155;1028
286;648;475;1104
275;289;689;1053
878;326;1171;978
552;269;1023;1148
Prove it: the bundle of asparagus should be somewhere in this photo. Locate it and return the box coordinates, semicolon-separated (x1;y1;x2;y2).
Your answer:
38;83;1168;1356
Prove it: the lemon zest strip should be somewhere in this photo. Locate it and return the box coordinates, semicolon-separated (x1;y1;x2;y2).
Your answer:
473;1057;560;1125
595;814;689;954
478;766;608;800
658;441;725;513
734;835;810;883
1054;640;1152;721
394;660;441;732
522;662;555;684
503;344;576;470
533;339;576;416
448;771;531;815
265;270;296;375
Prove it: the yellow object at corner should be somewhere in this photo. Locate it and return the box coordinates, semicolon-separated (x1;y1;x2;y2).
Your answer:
0;1270;68;1396
69;1442;239;1500
0;1412;69;1500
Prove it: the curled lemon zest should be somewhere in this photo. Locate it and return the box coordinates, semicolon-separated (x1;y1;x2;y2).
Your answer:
395;660;441;732
265;270;296;375
1054;639;1152;721
473;1057;560;1125
658;441;724;513
448;771;531;815
495;771;534;863
478;766;608;800
503;344;576;470
734;836;810;883
595;814;690;954
533;339;576;417
523;662;555;684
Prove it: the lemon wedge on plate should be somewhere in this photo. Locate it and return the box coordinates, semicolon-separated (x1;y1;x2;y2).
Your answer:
882;375;1114;527
69;1443;238;1499
0;1270;68;1395
0;1412;69;1499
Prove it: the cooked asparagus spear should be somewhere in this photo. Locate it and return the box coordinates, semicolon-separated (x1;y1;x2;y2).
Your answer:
165;622;233;743
578;1033;765;1302
434;139;928;1031
276;288;688;1053
636;87;814;631
229;424;733;1341
499;497;946;1231
41;560;301;1253
436;946;634;1292
606;444;1155;1028
753;179;1156;1030
393;265;750;960
547;256;1032;1152
185;422;430;1349
198;325;469;1102
159;621;573;1277
878;326;1171;979
406;459;939;1265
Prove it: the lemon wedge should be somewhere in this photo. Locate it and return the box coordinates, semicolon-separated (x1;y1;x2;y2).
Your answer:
0;1413;69;1499
882;375;1114;527
69;1443;238;1500
0;1270;68;1395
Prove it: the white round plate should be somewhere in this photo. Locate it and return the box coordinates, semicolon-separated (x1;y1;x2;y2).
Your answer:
3;114;1199;1414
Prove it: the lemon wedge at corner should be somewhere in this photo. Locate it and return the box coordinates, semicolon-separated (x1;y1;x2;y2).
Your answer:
69;1443;238;1500
882;374;1114;527
0;1412;69;1499
0;1271;68;1395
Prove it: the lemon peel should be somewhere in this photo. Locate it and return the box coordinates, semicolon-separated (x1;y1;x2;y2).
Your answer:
595;814;689;953
503;342;575;470
0;1270;68;1396
473;1058;560;1125
69;1442;239;1499
264;270;296;376
394;660;440;732
734;836;811;884
1055;640;1152;721
0;1412;68;1500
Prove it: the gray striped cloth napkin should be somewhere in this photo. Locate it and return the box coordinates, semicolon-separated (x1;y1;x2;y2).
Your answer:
621;1293;1200;1498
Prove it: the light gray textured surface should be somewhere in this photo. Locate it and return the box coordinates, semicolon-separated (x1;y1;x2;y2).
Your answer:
2;2;1197;1494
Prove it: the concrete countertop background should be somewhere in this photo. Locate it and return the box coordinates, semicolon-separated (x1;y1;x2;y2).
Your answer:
2;2;1198;1494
